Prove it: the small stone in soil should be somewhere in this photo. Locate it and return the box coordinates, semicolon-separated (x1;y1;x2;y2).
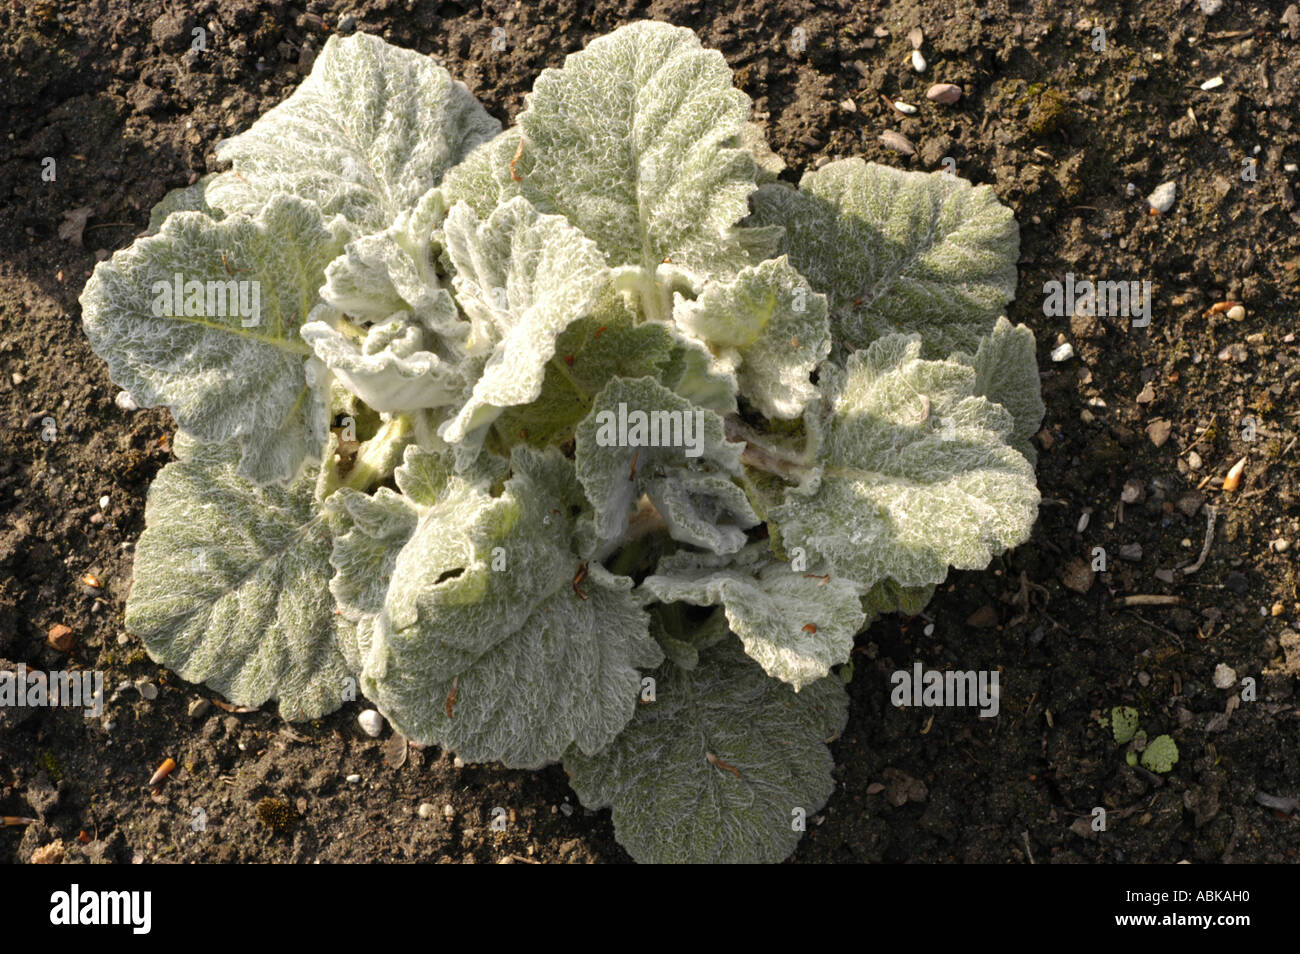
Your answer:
358;709;384;737
1118;543;1143;561
187;698;211;718
418;802;436;819
114;390;139;412
1145;419;1172;447
1213;663;1236;689
345;774;361;783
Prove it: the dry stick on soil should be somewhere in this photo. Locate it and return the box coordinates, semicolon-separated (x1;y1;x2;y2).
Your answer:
1179;414;1217;458
1181;504;1218;576
1117;594;1183;607
1126;612;1183;643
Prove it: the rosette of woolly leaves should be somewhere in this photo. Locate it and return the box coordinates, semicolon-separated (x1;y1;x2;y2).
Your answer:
575;376;758;556
748;159;1019;358
768;334;1040;593
206;31;500;236
80;195;345;484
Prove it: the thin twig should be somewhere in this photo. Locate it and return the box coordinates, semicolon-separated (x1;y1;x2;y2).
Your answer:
1181;504;1217;575
1117;594;1183;607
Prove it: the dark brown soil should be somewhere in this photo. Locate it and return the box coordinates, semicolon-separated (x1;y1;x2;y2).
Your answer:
3;0;1299;864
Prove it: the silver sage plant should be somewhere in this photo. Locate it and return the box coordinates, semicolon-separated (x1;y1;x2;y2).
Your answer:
79;21;1044;864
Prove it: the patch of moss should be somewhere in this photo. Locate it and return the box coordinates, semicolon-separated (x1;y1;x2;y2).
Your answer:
38;749;63;782
1027;88;1072;136
255;797;299;836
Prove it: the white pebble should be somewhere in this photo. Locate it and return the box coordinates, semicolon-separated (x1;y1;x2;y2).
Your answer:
1077;511;1090;533
926;83;962;105
443;804;455;819
1050;342;1075;362
1226;304;1245;321
357;709;384;737
114;390;139;412
1147;181;1177;213
345;773;361;783
1271;538;1291;553
1188;451;1203;470
911;50;926;73
417;802;436;819
1199;75;1224;91
1198;0;1223;13
1212;663;1236;690
893;101;918;115
98;495;110;510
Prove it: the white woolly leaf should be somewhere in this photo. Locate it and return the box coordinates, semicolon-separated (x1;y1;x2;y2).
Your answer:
207;32;499;234
951;316;1045;462
674;256;830;419
439;196;609;447
80;195;344;484
491;290;675;450
643;544;866;690
565;635;848;864
362;446;662;768
769;334;1040;592
748;159;1019;357
515;20;756;273
575;377;757;555
126;441;349;720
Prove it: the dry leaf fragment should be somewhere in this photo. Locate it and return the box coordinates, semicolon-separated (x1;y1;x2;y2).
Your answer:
706;751;742;778
58;206;93;247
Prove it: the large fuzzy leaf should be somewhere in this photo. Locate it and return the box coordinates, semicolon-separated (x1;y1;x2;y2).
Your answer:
565;635;848;864
951;316;1044;463
80;195;343;484
575;377;758;555
642;544;866;690
324;444;505;672
748;159;1018;357
206;32;499;234
126;437;349;720
146;175;220;235
439;196;609;448
673;256;830;419
514;20;755;274
769;334;1040;592
361;446;662;768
